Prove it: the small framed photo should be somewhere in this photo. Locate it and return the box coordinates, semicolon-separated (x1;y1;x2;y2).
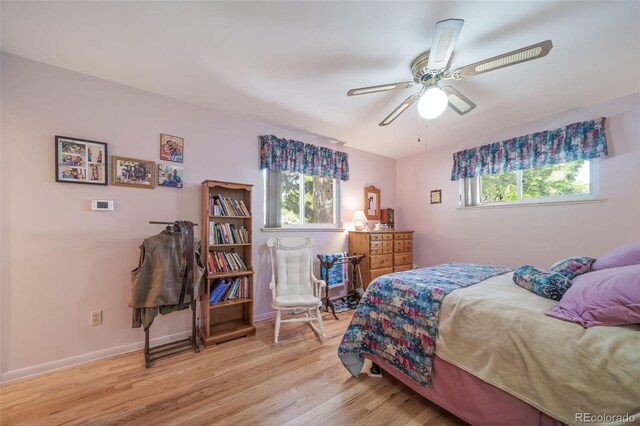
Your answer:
430;189;442;204
158;163;184;188
55;136;108;185
112;156;155;189
160;134;184;163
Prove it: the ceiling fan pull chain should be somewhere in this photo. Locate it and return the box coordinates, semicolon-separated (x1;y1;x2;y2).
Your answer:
425;124;429;148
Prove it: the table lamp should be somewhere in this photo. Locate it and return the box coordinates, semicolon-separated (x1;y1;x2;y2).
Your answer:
352;210;368;231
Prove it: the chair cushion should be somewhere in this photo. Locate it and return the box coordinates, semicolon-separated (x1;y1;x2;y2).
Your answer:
276;248;313;296
275;294;321;307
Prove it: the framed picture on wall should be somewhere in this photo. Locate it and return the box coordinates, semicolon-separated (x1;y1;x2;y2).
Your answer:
158;163;184;188
364;185;381;220
55;136;108;185
430;189;442;204
160;133;184;163
112;156;155;189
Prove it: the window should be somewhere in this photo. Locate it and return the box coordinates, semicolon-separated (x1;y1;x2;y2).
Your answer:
264;170;341;229
461;159;597;207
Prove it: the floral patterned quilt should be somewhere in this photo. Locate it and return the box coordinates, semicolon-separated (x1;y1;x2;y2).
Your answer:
338;263;511;386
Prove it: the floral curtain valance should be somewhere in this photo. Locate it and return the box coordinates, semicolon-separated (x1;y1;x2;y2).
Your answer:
450;117;608;181
259;135;350;181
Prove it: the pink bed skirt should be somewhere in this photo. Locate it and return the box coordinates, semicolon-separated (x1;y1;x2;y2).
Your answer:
362;353;564;426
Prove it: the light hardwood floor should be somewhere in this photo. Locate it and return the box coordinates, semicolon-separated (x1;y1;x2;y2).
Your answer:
1;312;466;425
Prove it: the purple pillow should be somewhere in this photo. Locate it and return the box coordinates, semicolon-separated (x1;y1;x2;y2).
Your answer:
546;264;640;327
592;242;640;271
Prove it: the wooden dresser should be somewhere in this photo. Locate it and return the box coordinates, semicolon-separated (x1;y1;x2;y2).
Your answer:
348;230;414;288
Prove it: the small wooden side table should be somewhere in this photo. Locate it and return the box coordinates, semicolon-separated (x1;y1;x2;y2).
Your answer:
317;254;365;320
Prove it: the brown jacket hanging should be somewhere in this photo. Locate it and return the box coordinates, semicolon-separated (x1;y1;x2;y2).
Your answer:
129;223;205;329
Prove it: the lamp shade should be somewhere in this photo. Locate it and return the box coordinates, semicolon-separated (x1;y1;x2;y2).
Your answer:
352;210;367;222
417;87;448;119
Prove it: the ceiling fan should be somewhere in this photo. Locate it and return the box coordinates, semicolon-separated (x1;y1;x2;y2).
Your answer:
347;18;553;125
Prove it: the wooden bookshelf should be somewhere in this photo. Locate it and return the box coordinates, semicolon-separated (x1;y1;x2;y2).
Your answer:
210;298;253;309
207;270;254;279
209;215;252;219
200;180;256;346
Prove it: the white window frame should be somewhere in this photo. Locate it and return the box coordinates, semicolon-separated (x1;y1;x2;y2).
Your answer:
459;159;600;208
262;169;343;231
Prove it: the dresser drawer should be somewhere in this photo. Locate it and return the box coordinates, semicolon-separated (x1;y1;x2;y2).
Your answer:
394;233;413;240
371;254;393;269
404;240;413;251
369;233;383;241
382;247;393;254
394;253;413;266
370;267;393;282
394;240;407;252
394;264;413;272
382;233;393;240
370;247;383;255
372;240;392;251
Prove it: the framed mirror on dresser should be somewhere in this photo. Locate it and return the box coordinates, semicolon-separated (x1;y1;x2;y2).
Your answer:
364;186;380;220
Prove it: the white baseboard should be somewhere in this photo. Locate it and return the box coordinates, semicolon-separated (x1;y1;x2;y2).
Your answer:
254;311;276;322
0;329;191;384
2;312;279;384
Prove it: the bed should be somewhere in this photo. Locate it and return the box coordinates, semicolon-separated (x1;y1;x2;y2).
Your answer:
338;263;640;426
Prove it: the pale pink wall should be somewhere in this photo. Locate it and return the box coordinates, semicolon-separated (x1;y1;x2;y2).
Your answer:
0;54;397;378
397;93;640;269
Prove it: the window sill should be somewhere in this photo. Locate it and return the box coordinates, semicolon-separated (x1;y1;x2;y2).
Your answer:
261;227;346;233
457;198;606;210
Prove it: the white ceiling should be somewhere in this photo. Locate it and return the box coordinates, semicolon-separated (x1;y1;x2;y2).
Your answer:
2;1;639;159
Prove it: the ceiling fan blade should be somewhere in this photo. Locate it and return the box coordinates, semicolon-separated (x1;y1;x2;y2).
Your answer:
426;18;465;74
441;86;476;115
448;40;553;79
379;92;422;126
347;81;418;96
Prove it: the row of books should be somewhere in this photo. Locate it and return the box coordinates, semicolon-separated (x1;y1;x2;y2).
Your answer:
209;277;250;304
209;194;250;217
208;250;248;274
209;222;249;245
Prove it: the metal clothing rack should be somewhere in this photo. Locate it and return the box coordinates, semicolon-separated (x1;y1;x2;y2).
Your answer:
143;221;200;368
317;253;365;320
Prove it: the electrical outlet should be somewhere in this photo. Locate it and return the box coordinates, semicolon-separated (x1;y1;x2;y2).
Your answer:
90;310;103;326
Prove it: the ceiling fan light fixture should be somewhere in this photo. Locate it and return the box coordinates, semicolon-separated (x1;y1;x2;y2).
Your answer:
417;87;448;119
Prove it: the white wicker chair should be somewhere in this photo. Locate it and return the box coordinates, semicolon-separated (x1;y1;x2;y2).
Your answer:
266;237;326;343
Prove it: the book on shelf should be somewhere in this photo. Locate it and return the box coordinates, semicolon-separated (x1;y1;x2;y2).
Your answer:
208;222;249;245
207;250;248;274
208;194;250;217
209;276;250;304
209;280;229;304
220;281;234;301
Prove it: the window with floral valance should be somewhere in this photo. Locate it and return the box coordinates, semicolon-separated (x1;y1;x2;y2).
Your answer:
260;135;348;229
260;135;349;181
451;117;608;181
454;118;608;206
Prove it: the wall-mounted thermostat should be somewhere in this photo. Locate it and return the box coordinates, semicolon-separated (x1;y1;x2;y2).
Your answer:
91;200;114;211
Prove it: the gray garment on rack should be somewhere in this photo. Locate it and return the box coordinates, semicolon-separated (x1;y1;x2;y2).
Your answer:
129;228;205;329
